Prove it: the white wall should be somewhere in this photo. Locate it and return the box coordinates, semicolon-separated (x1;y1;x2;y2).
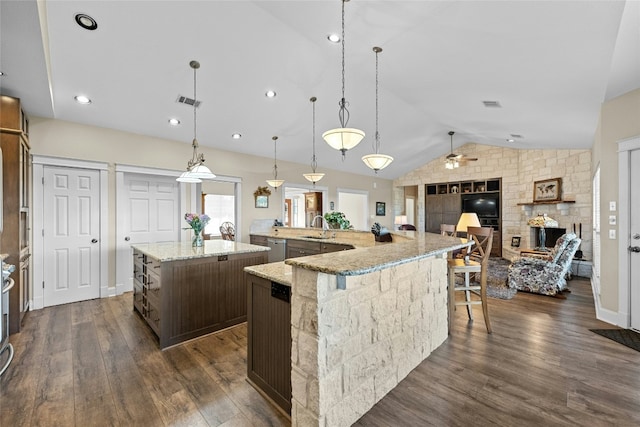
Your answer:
29;117;393;288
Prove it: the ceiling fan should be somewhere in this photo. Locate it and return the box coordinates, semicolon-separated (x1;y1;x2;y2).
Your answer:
445;131;478;169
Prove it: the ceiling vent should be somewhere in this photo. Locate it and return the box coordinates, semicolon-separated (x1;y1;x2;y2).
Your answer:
482;100;501;108
510;133;524;138
176;95;201;108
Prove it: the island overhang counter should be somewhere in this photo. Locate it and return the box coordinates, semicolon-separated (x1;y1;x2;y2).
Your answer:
131;240;269;349
245;232;470;426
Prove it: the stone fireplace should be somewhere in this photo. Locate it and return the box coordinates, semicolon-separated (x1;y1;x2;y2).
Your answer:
530;227;566;250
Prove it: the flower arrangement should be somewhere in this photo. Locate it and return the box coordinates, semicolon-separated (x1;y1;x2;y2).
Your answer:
184;213;210;246
324;211;353;230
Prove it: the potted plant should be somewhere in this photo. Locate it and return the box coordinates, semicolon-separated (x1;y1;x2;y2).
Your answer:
324;212;353;230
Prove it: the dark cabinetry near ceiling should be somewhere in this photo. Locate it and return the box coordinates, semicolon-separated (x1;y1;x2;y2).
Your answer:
1;95;31;334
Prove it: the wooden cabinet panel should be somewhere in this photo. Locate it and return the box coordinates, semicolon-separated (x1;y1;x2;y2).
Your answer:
321;242;353;253
1;95;31;334
246;274;292;415
286;240;321;258
250;235;268;247
133;250;267;349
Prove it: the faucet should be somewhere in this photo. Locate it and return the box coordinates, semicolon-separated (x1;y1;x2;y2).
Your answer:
311;215;329;236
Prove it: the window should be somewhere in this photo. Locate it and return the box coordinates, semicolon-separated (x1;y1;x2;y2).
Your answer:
203;194;235;236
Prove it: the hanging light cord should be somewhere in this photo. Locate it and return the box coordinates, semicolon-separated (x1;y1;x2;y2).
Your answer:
187;60;204;170
374;47;380;154
311;97;318;172
272;136;279;180
338;0;350;128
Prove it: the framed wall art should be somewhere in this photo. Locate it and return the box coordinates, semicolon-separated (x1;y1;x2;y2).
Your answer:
533;177;562;202
376;202;386;216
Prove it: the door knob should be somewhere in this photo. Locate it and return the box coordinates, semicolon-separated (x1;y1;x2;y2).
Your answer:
125;236;131;241
91;239;98;243
634;234;640;240
629;246;640;253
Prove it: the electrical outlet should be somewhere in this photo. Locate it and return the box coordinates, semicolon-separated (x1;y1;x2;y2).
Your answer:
609;201;616;211
609;229;616;239
609;215;617;225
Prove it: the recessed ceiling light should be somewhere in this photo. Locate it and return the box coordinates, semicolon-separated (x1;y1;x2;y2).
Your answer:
232;133;242;140
0;71;4;76
506;139;515;143
327;34;340;43
265;90;276;98
74;95;92;104
168;118;181;126
75;13;98;31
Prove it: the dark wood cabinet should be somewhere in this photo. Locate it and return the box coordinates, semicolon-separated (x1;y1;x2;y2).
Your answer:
425;178;502;257
250;235;268;247
246;273;291;415
132;249;267;349
1;95;31;334
286;239;321;258
304;192;323;227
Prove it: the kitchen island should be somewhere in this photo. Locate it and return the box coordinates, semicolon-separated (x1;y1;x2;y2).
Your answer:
131;240;268;349
245;231;470;426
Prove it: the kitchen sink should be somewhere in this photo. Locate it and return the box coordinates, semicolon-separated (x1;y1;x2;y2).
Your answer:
301;235;328;240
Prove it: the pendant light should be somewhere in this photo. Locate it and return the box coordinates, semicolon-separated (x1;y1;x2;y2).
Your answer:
322;0;365;160
176;60;216;183
266;136;285;190
303;97;325;185
362;46;393;173
445;131;460;170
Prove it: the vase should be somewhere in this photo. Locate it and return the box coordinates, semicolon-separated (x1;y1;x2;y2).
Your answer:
192;228;203;247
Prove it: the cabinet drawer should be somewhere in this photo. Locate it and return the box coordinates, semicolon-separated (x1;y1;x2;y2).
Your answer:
321;243;353;253
146;300;161;334
144;256;161;272
146;269;161;305
133;282;144;313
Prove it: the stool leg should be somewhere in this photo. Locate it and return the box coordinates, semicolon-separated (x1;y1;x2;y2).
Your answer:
464;272;473;320
480;269;492;334
448;267;455;334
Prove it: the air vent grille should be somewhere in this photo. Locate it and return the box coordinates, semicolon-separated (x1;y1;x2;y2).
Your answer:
482;100;501;108
176;95;201;108
510;134;524;139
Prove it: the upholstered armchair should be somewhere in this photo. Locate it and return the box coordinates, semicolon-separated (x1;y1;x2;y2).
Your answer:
507;234;581;297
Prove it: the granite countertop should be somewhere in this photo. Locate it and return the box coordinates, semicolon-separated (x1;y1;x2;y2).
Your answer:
131;240;269;262
244;261;292;286
285;233;470;278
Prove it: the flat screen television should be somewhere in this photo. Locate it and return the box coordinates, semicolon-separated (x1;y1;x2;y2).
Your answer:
461;193;499;218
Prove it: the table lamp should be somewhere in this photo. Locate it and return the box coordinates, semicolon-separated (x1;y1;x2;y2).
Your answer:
394;215;407;230
456;212;481;235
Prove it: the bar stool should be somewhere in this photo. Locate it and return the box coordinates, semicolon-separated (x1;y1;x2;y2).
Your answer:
447;226;493;333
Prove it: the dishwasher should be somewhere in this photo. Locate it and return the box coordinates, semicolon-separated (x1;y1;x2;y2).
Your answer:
267;238;286;262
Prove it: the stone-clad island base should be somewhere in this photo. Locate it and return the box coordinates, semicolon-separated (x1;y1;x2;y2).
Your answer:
290;256;448;426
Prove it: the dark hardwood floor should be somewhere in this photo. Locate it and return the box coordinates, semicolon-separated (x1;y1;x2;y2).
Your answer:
2;277;639;426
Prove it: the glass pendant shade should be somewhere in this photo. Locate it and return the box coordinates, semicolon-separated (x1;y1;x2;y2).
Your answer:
189;164;216;180
445;159;459;169
266;179;285;189
303;172;325;184
176;170;202;183
362;154;393;171
323;128;365;153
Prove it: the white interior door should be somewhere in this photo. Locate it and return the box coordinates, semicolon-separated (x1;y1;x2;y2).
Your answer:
43;167;100;306
116;173;180;292
630;149;640;330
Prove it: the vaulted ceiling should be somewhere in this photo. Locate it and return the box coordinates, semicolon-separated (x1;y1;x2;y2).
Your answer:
1;1;639;179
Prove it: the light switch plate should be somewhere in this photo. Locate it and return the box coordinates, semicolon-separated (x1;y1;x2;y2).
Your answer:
609;229;616;239
609;215;617;225
610;201;616;211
